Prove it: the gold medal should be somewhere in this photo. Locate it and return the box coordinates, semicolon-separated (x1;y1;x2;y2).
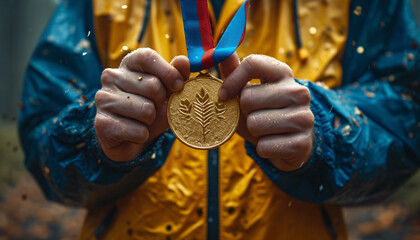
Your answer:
167;73;240;150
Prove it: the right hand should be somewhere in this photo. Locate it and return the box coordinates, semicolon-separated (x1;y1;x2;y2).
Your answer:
94;48;190;162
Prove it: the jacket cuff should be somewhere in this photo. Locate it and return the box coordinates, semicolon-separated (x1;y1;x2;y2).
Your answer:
93;130;169;172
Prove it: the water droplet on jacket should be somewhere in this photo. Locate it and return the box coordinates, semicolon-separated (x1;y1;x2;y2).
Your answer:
353;6;362;16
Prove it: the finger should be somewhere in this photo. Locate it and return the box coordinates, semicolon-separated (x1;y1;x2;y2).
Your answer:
115;70;167;106
256;132;313;170
147;100;170;141
95;90;156;125
246;108;314;137
240;83;311;115
218;52;240;79
120;48;184;91
95;112;149;146
171;55;191;81
219;54;293;101
235;111;258;145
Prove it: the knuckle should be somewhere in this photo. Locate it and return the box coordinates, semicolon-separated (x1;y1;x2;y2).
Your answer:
137;125;150;143
94;113;113;135
239;88;253;113
138;47;157;63
161;64;178;81
101;68;117;85
303;110;315;128
288;138;311;156
297;86;311;104
291;109;315;129
139;101;156;124
256;140;272;159
94;90;111;106
247;113;261;136
242;55;259;73
288;86;311;105
279;62;293;78
144;76;164;96
121;48;156;67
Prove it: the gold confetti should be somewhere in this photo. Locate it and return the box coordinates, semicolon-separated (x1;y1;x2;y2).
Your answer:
313;60;320;70
138;76;143;81
98;159;101;164
324;42;332;51
121;4;127;9
121;46;129;52
307;41;315;51
87;31;91;37
82;52;87;56
357;46;364;54
288;201;292;207
309;26;317;35
364;91;375;98
278;48;285;55
401;93;412;101
354;107;363;116
353;6;362;16
44;167;50;175
389;75;395;82
341;125;351;136
350;116;360;127
407;53;415;61
334;116;341;130
409;132;414;139
88;101;95;109
352;40;356;46
151;152;156;159
165;34;170;39
72;78;77;83
76;142;86;149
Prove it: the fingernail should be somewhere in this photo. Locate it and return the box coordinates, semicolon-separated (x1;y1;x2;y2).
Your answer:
218;88;228;101
173;79;183;91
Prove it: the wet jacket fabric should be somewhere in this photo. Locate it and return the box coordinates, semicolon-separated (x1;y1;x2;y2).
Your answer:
19;0;420;239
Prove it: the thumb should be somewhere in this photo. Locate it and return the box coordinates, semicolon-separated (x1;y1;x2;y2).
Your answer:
218;52;240;79
171;55;191;81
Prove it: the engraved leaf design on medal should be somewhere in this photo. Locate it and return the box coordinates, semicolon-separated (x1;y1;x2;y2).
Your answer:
178;99;192;119
193;88;214;142
215;102;227;120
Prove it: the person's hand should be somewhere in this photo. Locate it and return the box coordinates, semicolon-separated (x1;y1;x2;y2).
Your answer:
94;48;190;162
218;54;314;171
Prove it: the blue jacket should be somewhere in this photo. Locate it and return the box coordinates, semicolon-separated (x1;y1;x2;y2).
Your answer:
19;0;420;209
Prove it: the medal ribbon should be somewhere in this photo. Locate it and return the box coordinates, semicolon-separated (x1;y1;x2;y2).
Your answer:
180;0;249;72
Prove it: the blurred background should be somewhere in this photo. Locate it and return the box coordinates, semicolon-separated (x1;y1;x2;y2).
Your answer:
0;0;419;239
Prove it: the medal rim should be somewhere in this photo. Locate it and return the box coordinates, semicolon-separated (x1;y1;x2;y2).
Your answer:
167;74;240;150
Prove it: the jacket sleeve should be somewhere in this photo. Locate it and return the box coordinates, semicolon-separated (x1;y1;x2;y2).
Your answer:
18;0;174;208
246;0;420;205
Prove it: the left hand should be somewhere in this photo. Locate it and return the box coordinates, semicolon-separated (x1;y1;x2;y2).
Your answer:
218;54;314;171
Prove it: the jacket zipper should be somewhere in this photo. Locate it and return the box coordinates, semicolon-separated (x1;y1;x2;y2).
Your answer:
207;148;219;240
